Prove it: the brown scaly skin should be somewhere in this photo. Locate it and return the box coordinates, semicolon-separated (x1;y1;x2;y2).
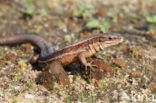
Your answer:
38;33;124;67
0;34;55;60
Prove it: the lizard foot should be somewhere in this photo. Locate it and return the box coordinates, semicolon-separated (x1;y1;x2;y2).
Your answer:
84;63;97;70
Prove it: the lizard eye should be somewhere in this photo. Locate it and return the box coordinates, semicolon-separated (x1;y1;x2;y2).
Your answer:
108;37;112;40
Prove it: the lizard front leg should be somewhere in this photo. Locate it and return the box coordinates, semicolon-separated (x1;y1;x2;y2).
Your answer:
78;51;94;68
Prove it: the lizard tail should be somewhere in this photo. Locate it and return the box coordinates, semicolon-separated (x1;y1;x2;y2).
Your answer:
0;34;56;59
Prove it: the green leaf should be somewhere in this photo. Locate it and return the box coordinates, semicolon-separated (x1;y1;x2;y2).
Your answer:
82;12;92;18
125;12;139;18
86;20;100;28
78;4;94;11
86;20;110;32
26;8;36;15
100;23;110;32
37;9;48;16
146;15;156;24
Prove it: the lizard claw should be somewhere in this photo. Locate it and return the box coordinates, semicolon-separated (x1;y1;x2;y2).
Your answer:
84;63;97;69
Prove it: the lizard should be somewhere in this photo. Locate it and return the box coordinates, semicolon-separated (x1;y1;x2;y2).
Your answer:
0;33;123;84
0;33;124;67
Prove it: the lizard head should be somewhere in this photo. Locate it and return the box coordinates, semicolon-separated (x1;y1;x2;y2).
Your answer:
98;33;124;49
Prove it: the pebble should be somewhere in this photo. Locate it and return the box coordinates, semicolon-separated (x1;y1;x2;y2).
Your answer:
114;58;126;68
24;94;34;99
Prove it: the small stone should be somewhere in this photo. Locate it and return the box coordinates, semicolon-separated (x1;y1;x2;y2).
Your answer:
64;34;74;43
85;85;95;90
120;91;130;101
130;71;141;77
148;83;156;93
24;94;34;99
114;58;126;68
117;13;125;20
15;97;24;102
94;80;103;88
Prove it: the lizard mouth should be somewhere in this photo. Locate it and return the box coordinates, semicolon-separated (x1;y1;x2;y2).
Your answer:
101;35;124;48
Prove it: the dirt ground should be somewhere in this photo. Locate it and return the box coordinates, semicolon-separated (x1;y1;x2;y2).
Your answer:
0;0;156;103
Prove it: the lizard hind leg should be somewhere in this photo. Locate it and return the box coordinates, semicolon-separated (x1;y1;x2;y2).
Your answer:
48;61;70;85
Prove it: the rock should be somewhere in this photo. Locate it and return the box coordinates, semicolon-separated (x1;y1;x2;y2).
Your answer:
24;94;34;99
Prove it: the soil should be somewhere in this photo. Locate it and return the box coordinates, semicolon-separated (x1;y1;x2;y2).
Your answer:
0;0;156;103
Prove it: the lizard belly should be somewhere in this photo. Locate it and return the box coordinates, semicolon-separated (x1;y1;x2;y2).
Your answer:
56;54;78;66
